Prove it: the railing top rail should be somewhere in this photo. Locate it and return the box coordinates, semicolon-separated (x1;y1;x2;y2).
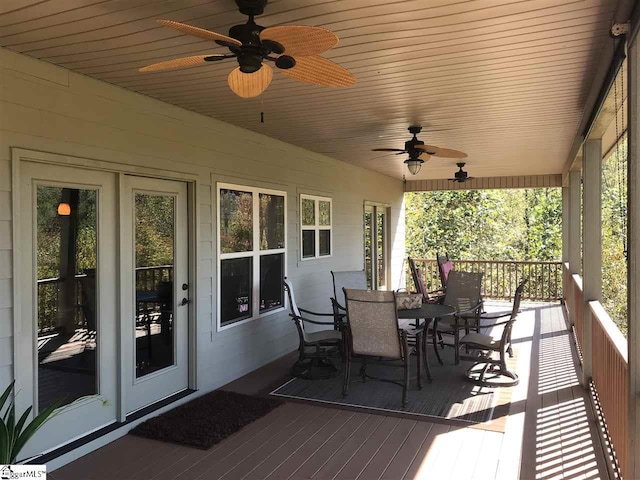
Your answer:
571;274;583;290
589;300;628;361
136;265;173;271
411;258;562;265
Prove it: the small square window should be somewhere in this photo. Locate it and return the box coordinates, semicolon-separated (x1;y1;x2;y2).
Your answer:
220;257;253;326
220;189;253;254
260;253;284;312
319;230;331;256
319;201;331;226
301;198;315;226
302;230;315;258
259;193;285;250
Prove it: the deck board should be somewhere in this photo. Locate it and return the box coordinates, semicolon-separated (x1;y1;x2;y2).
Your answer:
52;302;611;480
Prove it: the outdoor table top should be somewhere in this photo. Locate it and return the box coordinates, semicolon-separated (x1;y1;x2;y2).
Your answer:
397;303;455;320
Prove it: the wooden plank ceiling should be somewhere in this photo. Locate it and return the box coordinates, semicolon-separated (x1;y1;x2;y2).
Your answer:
0;0;619;180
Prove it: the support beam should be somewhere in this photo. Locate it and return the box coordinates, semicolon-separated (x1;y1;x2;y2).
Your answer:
627;25;640;480
568;171;581;274
562;185;570;265
581;139;602;385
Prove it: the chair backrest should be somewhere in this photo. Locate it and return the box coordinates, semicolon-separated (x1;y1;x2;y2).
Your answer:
436;252;453;286
501;276;529;345
443;270;483;313
344;289;402;359
283;277;303;328
407;257;427;297
331;270;367;308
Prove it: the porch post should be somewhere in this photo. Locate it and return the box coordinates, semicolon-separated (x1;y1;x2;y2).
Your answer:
581;138;601;385
627;26;640;480
562;184;570;264
568;171;581;274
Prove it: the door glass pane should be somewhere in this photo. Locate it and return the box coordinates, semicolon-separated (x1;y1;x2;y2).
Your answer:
377;211;386;288
221;257;253;325
36;186;97;412
259;193;285;250
319;230;331;256
302;230;315;258
319;201;331;226
364;210;373;289
301;198;315;226
260;253;284;312
220;189;253;253
135;193;175;378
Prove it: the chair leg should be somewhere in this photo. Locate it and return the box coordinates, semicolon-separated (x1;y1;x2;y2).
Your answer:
361;356;368;382
454;329;460;365
342;345;351;397
431;328;444;365
416;333;423;389
402;351;409;407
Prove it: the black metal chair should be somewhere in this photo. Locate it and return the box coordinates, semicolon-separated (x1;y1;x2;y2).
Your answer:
283;278;343;379
330;270;367;329
408;257;445;304
458;276;529;386
342;289;421;407
433;270;484;365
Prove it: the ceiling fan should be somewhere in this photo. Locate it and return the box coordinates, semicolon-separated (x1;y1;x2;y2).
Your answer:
138;0;355;98
372;126;467;175
449;163;475;183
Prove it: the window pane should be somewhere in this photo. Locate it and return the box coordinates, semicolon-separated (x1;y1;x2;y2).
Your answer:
302;230;315;258
37;186;97;412
319;201;331;226
319;230;331;256
260;193;285;250
135;193;175;378
260;253;284;312
220;189;253;253
377;211;386;288
221;257;253;325
301;198;315;226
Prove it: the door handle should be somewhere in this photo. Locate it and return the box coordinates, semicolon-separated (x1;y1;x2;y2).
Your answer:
180;298;191;306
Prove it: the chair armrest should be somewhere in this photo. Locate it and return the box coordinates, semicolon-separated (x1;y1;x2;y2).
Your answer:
478;311;511;321
298;307;335;317
289;314;335;326
455;301;484;318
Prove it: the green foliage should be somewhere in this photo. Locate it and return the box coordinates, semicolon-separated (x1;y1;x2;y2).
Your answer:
405;188;562;261
0;381;60;464
601;139;628;335
135;194;175;267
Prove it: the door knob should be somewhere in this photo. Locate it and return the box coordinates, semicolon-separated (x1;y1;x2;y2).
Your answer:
182;283;189;291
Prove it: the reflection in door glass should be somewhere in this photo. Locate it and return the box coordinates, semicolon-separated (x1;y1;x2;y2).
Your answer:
377;211;386;288
364;211;373;289
135;193;175;378
36;186;97;412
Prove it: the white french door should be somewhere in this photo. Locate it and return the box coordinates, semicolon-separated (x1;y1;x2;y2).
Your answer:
120;176;190;414
17;162;118;457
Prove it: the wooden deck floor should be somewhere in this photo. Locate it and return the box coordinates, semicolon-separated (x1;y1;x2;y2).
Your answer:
50;302;609;480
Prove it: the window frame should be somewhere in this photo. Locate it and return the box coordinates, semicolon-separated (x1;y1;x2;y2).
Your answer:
300;194;333;261
216;182;287;331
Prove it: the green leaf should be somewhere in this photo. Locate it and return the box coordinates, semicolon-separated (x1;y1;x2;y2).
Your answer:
0;381;14;414
0;417;9;465
11;400;60;463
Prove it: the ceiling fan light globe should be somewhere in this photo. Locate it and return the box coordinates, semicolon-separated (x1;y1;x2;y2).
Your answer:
405;159;423;175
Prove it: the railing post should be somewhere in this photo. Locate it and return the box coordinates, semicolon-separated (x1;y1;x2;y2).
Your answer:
627;22;640;480
581;138;602;386
568;171;581;276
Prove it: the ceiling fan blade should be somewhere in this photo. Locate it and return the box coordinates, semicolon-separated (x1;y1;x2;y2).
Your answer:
371;148;406;152
228;65;273;98
139;54;229;72
279;56;355;87
156;19;242;46
261;26;338;56
415;145;467;158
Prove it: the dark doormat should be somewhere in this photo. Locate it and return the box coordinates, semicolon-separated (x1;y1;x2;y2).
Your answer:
130;390;283;449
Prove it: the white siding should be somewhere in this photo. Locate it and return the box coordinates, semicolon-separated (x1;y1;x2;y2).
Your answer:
0;47;404;396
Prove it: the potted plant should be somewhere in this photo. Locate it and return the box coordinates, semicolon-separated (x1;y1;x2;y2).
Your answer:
0;381;60;464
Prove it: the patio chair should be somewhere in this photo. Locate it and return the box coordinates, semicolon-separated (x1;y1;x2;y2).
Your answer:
283;278;344;379
436;252;454;289
433;270;484;365
408;257;445;303
342;289;421;407
330;270;368;328
458;276;529;386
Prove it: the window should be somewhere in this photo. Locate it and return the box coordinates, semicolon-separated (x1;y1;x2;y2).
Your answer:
300;194;332;260
217;184;287;329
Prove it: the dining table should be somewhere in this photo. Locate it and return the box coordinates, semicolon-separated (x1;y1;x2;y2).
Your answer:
398;302;456;379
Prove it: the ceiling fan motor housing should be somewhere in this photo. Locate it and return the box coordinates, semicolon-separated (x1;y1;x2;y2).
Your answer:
236;0;268;16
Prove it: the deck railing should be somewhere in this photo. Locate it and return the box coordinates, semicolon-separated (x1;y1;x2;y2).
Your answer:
408;258;563;302
589;301;628;478
564;265;627;479
37;265;173;330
